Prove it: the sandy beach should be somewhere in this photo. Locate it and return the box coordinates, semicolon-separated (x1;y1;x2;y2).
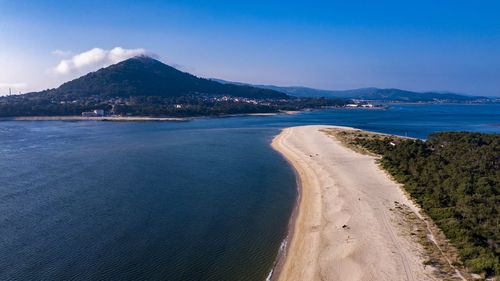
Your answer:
0;116;188;122
272;125;448;281
0;111;299;122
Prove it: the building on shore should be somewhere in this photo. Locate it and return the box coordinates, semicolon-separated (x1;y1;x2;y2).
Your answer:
390;140;401;146
82;109;105;117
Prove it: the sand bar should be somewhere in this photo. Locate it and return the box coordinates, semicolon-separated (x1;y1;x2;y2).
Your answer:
0;111;299;122
0;116;188;122
272;125;442;281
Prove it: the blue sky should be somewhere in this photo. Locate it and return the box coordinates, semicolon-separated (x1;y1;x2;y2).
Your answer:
0;0;499;96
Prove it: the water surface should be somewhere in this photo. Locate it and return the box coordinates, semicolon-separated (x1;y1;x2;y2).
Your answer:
0;104;498;280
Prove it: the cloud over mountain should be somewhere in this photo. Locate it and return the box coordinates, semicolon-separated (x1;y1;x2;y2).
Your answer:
53;47;149;75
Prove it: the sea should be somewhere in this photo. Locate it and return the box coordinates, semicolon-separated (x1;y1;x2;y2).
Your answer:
0;103;498;280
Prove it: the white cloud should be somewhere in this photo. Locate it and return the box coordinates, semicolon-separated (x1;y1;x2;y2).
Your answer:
108;47;148;64
53;47;148;75
51;50;72;57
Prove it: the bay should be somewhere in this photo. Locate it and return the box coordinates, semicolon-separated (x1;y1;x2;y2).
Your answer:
0;104;498;280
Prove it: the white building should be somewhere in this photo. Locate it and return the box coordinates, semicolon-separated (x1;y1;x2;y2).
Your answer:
82;109;105;117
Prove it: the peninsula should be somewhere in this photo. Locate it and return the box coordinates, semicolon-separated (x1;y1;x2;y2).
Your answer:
271;126;473;281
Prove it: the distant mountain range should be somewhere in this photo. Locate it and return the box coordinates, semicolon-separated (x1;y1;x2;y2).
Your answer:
3;56;495;118
27;56;492;103
212;79;493;102
37;56;289;100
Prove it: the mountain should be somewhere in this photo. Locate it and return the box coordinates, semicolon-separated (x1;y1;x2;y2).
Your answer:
273;87;487;102
3;57;352;117
34;57;488;102
42;56;289;99
212;79;490;102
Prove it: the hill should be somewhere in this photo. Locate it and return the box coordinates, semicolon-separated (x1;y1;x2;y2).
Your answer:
44;56;289;100
212;79;491;102
0;57;350;117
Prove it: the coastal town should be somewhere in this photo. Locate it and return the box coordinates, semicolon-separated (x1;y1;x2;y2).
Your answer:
75;97;383;117
0;92;350;118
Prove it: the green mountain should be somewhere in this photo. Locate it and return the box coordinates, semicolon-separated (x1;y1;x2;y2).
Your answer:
41;56;289;99
3;57;352;117
212;79;491;102
268;86;487;102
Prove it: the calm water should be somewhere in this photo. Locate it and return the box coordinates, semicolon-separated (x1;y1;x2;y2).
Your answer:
0;104;498;280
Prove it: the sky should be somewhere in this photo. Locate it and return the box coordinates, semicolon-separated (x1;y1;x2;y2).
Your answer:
0;0;499;96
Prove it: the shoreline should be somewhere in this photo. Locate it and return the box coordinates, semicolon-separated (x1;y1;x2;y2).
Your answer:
267;129;304;281
0;116;189;122
0;111;300;122
270;126;325;280
270;125;465;281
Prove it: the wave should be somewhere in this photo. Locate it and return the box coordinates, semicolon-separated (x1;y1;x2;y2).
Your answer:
265;236;288;281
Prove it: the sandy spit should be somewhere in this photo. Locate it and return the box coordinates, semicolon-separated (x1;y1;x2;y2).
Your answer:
0;111;300;122
0;116;188;122
271;125;440;281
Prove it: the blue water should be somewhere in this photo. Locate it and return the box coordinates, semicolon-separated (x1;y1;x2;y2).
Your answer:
0;104;498;280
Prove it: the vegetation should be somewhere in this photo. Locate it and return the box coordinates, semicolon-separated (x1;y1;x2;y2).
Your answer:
351;132;499;276
47;56;289;99
0;94;348;117
0;56;349;117
248;84;494;103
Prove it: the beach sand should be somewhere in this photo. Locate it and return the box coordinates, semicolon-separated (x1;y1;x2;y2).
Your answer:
0;116;187;122
0;111;298;122
271;125;441;281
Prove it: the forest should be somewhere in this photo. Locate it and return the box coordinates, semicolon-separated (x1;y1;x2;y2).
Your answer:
353;132;499;276
0;94;348;117
0;56;352;117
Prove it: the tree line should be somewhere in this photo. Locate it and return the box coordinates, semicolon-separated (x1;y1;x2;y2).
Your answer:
0;94;348;117
353;132;499;276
